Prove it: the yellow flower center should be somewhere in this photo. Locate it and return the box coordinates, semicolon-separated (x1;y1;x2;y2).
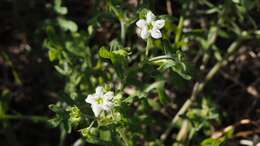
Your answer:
96;97;104;104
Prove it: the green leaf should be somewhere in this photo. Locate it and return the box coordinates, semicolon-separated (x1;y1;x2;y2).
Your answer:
98;47;128;79
65;42;85;57
148;140;164;146
156;81;169;105
54;62;72;75
48;117;62;127
232;0;240;4
57;18;78;32
113;49;128;57
144;80;169;104
201;138;224;146
44;39;63;61
138;8;150;19
175;16;184;44
98;47;112;59
54;0;68;15
48;49;60;61
48;103;71;133
99;130;112;142
157;59;192;80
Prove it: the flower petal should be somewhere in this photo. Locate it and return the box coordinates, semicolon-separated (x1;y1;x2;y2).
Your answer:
151;29;162;39
85;94;96;104
146;11;155;23
91;105;102;117
136;19;147;28
104;91;114;100
153;19;165;29
140;27;149;39
95;86;103;96
136;27;142;36
102;102;113;111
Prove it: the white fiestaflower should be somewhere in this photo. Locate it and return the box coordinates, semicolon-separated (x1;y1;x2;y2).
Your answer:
85;86;114;117
136;11;165;39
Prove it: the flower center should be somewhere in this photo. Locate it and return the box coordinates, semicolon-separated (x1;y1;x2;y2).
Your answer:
95;97;104;104
147;23;153;30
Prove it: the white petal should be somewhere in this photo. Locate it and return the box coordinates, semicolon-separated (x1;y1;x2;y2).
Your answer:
95;86;103;96
151;29;162;39
146;11;155;23
136;27;142;36
102;102;113;111
85;94;96;104
140;27;149;39
104;91;114;100
153;19;165;29
91;105;102;117
136;19;147;28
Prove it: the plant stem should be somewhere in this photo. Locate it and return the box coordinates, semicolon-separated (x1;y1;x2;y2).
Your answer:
120;21;126;45
145;38;152;56
59;125;66;146
160;39;244;140
173;119;189;146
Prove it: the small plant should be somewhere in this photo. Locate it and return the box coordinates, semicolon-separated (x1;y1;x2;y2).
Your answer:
43;0;260;146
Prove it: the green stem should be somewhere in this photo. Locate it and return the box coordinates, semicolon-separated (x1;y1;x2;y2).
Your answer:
59;125;66;146
88;120;95;128
120;21;126;45
145;38;152;56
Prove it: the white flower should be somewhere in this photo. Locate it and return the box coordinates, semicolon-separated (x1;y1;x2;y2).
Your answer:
85;86;114;117
136;11;165;40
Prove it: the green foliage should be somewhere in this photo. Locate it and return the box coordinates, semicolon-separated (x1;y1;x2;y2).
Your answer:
49;103;72;133
67;106;82;127
42;0;260;145
201;126;234;146
201;138;224;146
186;97;221;142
